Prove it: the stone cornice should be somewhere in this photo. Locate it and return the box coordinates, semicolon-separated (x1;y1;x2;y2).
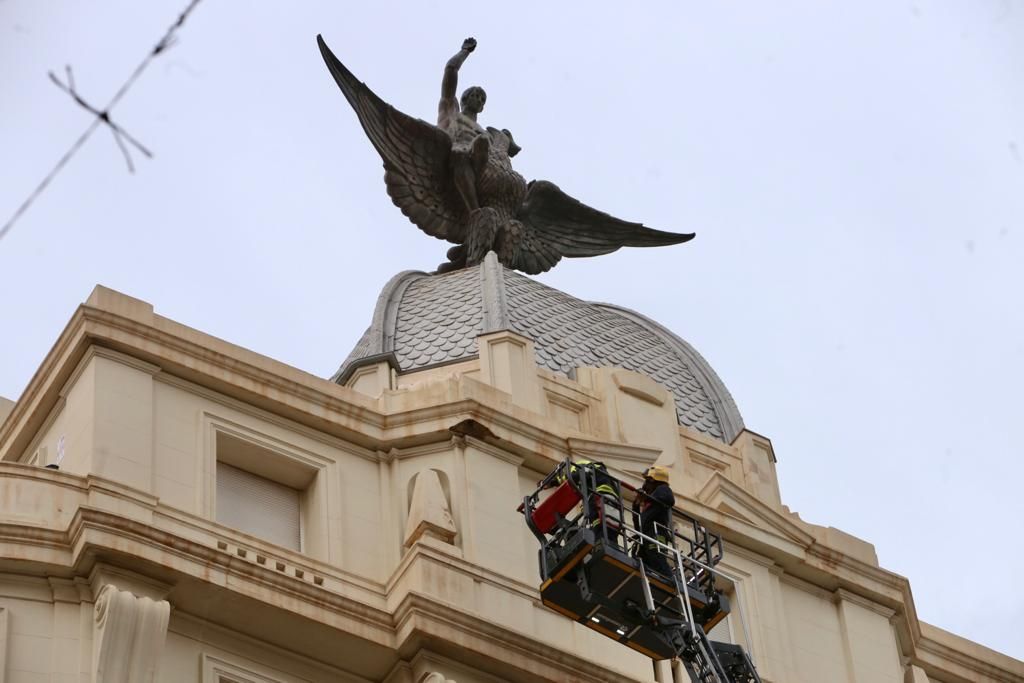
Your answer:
171;611;372;683
833;587;897;619
697;473;814;546
458;434;525;467
913;620;1024;682
0;306;87;461
0;299;579;466
0;292;623;483
157;372;379;462
2;502;396;642
567;437;662;466
695;476;907;602
387;540;537;605
393;592;640;683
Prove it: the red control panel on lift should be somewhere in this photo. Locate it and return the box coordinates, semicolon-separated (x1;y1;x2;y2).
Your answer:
529;481;582;534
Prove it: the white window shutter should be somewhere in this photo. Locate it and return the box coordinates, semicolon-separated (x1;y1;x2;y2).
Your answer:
216;462;301;551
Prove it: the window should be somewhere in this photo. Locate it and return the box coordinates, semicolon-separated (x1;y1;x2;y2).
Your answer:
213;430;321;553
707;608;734;644
707;586;755;653
216;462;301;551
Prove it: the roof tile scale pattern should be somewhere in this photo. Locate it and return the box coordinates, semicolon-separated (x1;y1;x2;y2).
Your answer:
392;267;483;368
335;253;744;442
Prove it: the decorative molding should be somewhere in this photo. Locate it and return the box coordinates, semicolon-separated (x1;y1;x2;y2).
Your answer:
459;435;525;468
47;576;82;603
205;412;336;471
382;661;415;683
157;372;378;463
58;344;159;401
834;587;897;619
731;428;777;463
688;448;734;475
913;622;1024;683
200;653;305;683
409;649;509;683
778;571;838;602
199;411;334;523
90;344;163;376
536;367;601;401
169;613;366;683
92;584;170;683
334;351;401;387
88;563;171;602
374;270;423;357
392;591;637;683
696;473;814;546
611;369;666;406
389;440;458;461
385;536;537;603
543;389;590;432
567;437;662;466
904;664;930;683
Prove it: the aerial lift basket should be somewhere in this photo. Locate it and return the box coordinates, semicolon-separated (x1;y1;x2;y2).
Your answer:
520;459;762;683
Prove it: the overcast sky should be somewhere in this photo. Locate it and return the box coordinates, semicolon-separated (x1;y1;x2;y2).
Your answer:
2;0;1022;661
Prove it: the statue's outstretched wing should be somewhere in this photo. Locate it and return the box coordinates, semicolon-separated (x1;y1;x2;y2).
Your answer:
514;180;694;273
317;36;466;242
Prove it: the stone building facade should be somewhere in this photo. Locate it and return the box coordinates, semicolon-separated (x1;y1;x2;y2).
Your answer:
0;256;1020;682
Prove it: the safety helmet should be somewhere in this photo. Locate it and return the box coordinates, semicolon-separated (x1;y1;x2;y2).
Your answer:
643;466;670;483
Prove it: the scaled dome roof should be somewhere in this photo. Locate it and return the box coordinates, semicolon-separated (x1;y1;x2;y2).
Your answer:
335;253;744;442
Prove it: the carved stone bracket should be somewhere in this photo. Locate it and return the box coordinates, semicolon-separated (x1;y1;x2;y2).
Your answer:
92;584;170;683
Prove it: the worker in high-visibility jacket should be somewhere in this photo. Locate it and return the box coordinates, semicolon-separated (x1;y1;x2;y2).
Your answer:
555;458;622;546
633;465;675;577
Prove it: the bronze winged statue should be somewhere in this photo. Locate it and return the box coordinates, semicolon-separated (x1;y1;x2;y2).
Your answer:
317;35;694;274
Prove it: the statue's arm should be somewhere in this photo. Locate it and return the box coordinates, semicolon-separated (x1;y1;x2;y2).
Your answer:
439;37;477;114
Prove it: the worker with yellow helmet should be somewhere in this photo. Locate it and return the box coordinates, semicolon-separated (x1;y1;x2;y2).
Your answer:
633;465;675;577
552;457;622;545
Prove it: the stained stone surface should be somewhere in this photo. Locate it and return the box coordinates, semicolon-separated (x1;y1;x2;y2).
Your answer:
335;254;743;442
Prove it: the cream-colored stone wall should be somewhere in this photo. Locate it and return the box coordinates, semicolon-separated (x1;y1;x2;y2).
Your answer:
160;615;370;683
0;578;90;683
0;286;1020;683
781;578;850;682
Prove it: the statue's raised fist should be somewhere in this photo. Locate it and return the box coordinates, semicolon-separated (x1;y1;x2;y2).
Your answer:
462;37;477;52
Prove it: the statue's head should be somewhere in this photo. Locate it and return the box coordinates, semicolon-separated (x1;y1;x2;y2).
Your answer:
460;86;486;114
